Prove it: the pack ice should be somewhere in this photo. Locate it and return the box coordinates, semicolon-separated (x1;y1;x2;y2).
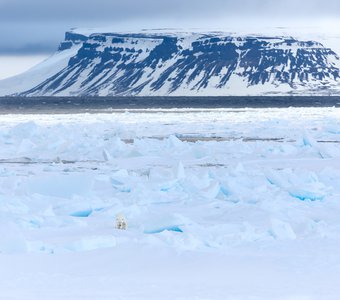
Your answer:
1;107;340;299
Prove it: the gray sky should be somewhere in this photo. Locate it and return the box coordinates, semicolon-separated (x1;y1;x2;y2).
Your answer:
1;0;340;55
1;0;340;80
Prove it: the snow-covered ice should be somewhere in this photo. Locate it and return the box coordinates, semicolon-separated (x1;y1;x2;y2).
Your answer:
1;107;340;299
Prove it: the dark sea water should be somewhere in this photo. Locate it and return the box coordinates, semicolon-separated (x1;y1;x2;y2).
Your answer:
0;96;339;114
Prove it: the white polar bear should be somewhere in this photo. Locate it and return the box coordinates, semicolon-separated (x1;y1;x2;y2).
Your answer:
115;214;128;230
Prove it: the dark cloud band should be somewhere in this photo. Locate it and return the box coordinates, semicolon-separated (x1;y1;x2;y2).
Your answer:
0;0;339;55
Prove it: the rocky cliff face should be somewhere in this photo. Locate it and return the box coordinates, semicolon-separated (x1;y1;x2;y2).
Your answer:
11;31;340;96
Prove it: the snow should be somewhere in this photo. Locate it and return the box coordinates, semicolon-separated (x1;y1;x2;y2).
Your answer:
71;26;340;55
1;28;340;96
0;45;81;96
1;107;340;299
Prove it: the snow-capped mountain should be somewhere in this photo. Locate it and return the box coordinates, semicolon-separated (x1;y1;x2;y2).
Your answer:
2;29;340;96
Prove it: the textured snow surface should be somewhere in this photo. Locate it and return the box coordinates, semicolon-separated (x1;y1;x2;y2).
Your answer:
0;46;80;96
1;108;340;299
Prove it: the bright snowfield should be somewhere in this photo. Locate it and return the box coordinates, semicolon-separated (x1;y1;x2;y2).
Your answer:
1;108;340;299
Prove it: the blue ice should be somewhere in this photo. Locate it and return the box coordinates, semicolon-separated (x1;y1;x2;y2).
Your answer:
70;209;93;217
144;225;183;234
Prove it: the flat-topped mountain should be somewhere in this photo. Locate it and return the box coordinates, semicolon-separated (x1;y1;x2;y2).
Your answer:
1;30;340;96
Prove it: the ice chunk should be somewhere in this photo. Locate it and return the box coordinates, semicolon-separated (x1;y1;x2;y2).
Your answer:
110;175;131;193
17;139;37;155
302;131;331;159
289;189;325;201
144;225;183;234
112;169;129;178
9;121;38;138
302;132;316;147
167;135;183;148
23;174;94;198
111;136;126;156
269;219;296;240
200;181;221;199
70;209;93;218
266;169;326;201
174;161;186;180
149;166;174;182
142;213;186;235
102;149;113;161
265;169;290;189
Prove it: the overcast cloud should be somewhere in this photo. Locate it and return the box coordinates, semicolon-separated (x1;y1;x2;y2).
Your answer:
0;0;340;54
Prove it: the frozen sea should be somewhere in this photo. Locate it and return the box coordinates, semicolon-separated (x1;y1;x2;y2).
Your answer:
1;97;340;299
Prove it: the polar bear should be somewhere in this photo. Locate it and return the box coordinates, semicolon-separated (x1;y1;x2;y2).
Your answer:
115;214;128;230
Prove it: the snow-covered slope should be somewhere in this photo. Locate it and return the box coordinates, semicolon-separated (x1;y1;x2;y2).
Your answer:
1;29;340;96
